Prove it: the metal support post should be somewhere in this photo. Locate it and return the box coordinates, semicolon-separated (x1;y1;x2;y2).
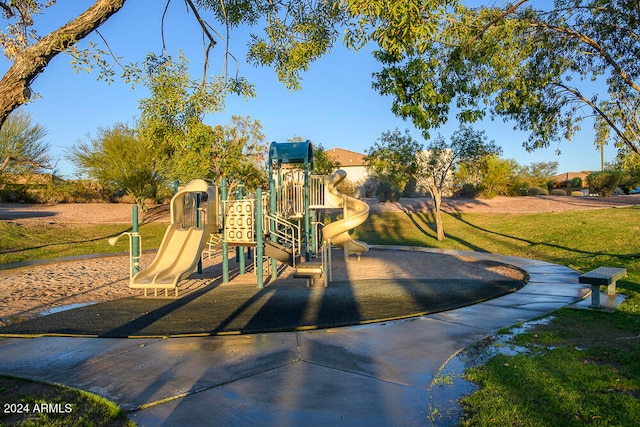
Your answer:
222;179;229;284
132;205;140;274
256;188;264;288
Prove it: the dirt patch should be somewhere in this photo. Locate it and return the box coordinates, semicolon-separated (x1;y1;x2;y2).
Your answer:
1;195;639;225
0;203;170;224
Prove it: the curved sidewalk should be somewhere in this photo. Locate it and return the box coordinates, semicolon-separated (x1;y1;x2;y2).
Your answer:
0;247;589;426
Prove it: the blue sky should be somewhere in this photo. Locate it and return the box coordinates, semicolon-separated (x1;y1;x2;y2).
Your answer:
1;1;615;178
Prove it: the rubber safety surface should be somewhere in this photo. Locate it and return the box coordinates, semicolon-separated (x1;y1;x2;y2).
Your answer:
0;277;524;338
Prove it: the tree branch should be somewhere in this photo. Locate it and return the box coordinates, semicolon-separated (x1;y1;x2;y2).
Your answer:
534;21;640;96
0;0;127;129
467;0;529;46
553;82;638;154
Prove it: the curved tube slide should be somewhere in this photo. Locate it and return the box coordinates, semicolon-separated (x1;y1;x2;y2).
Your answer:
322;170;370;257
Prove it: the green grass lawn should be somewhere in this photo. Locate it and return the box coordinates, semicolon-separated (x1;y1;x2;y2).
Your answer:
0;222;167;265
355;207;640;426
1;205;639;425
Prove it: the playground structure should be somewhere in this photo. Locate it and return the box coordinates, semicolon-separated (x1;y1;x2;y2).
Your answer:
125;141;370;296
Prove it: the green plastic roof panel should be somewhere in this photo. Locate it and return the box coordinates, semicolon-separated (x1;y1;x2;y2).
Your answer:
269;141;314;166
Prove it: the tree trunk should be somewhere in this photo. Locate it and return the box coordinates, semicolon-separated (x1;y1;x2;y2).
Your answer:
433;189;446;241
0;0;127;128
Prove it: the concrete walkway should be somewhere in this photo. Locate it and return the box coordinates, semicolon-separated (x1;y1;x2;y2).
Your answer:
0;247;591;426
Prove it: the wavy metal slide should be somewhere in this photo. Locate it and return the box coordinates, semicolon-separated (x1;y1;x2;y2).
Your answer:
322;170;370;258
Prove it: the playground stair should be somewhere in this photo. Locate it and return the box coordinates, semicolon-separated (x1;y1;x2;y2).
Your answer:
265;240;325;286
293;262;325;287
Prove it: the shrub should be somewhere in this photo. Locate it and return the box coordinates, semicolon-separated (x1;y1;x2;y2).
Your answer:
528;186;549;196
336;178;358;198
359;176;381;198
570;176;583;187
375;179;402;202
570;191;584;197
550;189;568;196
587;170;622;196
453;183;480;198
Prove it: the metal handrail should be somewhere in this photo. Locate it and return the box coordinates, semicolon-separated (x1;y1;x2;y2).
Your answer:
266;213;301;264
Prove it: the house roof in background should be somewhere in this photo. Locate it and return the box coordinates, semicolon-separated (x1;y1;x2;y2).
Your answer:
552;171;593;183
327;148;366;167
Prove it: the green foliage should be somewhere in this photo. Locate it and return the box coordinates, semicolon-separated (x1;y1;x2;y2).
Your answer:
210;115;268;189
515;161;559;191
137;53;240;149
528;186;549;196
550;188;568;196
66;123;166;211
136;54;266;188
570;176;583;187
371;1;640;154
313;144;341;176
476;156;520;198
414;125;501;239
0;179;111;204
614;150;640;192
375;178;402;202
246;1;343;90
341;0;456;57
587;169;622;196
0;109;50;179
365;128;421;194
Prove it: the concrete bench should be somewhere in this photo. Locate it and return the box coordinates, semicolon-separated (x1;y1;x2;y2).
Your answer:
579;267;627;308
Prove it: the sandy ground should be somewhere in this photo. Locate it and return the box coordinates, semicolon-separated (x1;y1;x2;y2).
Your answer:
1;195;638;324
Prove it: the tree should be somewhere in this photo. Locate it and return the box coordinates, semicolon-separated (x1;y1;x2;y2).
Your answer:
209;115;268;190
0;0;126;128
476;156;520;199
615;150;640;192
364;128;421;201
372;1;640;156
136;52;245;183
520;161;559;191
67;123;165;210
312;144;340;176
0;109;50;180
414;125;500;240
0;0;455;128
587;170;622;197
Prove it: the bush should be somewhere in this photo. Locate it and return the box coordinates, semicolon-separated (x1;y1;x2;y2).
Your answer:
335;178;358;198
570;191;584;197
375;179;402;202
453;183;480;198
570;176;583;187
359;176;381;198
587;170;622;196
550;189;568;196
528;186;549;196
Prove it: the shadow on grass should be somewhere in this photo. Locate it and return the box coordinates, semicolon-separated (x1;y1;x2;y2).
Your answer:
0;227;133;255
446;212;638;263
